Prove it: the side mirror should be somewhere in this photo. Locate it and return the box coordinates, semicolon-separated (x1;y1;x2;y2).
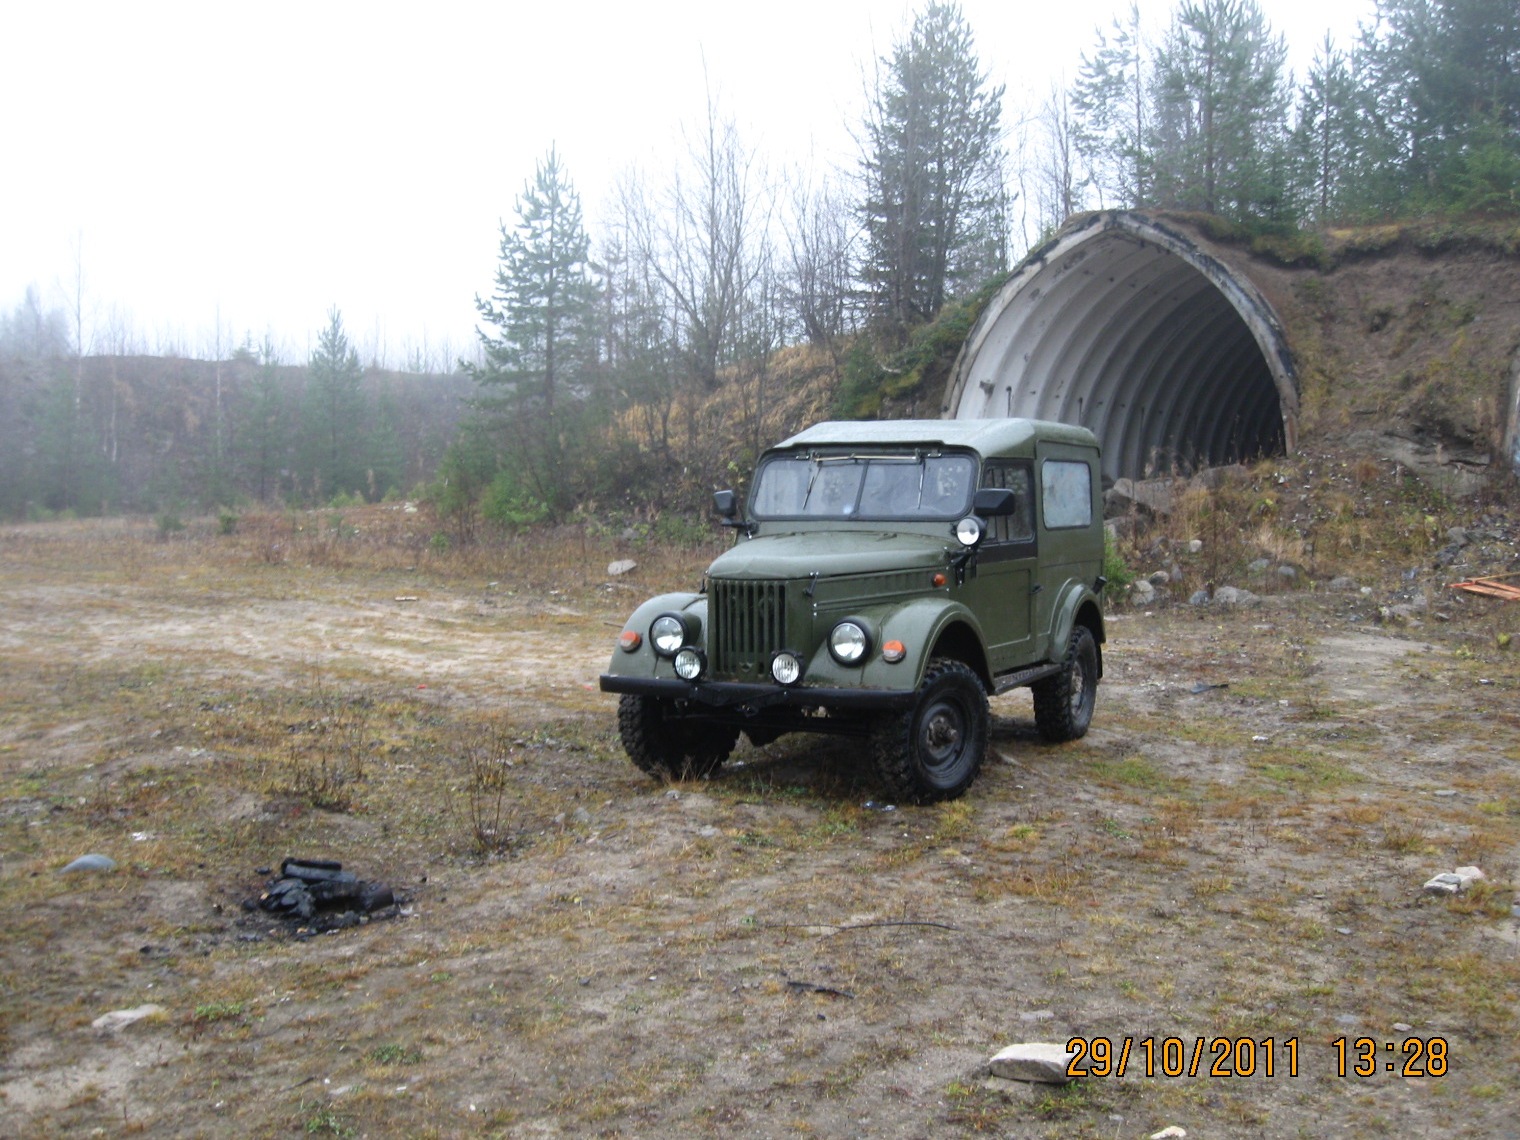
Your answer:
972;487;1018;517
712;490;739;519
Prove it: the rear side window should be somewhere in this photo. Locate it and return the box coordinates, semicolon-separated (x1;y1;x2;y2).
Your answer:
1041;459;1093;529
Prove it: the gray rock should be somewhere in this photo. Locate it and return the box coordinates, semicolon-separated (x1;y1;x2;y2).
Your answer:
1275;565;1298;581
92;1003;164;1032
1018;1009;1056;1022
1454;865;1485;886
1188;589;1211;606
1150;1129;1188;1140
989;1042;1076;1084
1447;526;1470;547
1392;1022;1413;1032
607;559;638;577
1247;558;1271;574
1130;579;1156;604
1424;873;1463;895
1105;477;1178;517
1148;570;1171;587
62;853;116;874
1187;539;1204;554
1329;576;1357;592
1213;585;1260;606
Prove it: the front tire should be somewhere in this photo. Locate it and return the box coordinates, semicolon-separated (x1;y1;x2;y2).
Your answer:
872;658;989;803
617;694;738;781
1033;625;1098;742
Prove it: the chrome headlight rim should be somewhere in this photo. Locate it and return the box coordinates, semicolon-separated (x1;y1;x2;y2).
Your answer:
649;612;694;657
827;618;873;666
770;649;804;686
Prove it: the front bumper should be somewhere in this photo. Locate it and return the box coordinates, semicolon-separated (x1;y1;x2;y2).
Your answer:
599;674;919;712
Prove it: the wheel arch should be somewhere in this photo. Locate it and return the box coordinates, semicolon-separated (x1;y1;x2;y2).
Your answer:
1052;591;1107;679
928;619;994;692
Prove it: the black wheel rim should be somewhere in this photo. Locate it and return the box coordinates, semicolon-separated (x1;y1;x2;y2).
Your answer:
917;693;971;780
1069;656;1088;719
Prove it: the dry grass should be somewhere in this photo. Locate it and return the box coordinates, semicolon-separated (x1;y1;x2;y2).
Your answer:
1;508;1519;1137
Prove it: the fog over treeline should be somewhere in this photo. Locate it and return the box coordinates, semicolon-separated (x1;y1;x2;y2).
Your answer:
3;0;1516;522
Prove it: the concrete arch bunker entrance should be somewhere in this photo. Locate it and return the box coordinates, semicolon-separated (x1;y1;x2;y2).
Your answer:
944;212;1299;484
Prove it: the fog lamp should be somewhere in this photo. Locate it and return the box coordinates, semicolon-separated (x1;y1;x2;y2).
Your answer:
770;651;802;685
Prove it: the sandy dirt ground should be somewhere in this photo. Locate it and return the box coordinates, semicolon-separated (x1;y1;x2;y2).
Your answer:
1;521;1518;1138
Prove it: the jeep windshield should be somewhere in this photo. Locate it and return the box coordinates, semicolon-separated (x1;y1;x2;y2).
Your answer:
749;451;976;521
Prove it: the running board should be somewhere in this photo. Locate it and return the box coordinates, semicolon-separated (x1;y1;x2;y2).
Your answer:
992;662;1062;695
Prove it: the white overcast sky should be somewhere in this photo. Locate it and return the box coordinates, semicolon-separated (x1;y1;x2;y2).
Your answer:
2;0;1371;366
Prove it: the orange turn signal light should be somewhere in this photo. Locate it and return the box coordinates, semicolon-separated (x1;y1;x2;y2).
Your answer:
932;572;947;588
618;629;642;652
882;640;907;663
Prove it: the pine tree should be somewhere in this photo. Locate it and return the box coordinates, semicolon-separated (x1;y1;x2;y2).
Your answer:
1072;3;1148;209
1356;0;1520;213
857;2;1005;340
467;146;600;516
1289;34;1362;222
1148;0;1291;221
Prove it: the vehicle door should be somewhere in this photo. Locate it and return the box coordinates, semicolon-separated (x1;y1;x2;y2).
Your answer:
971;459;1037;672
1033;444;1100;659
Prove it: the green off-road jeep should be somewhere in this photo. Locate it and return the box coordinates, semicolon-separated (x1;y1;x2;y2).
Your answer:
600;419;1107;802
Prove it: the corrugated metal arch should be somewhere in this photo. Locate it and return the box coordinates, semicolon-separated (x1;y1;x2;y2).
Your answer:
944;211;1298;482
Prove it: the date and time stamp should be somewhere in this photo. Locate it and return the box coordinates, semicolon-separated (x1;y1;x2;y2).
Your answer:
1064;1035;1449;1080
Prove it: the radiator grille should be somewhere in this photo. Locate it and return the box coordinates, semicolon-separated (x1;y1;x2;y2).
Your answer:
710;579;788;679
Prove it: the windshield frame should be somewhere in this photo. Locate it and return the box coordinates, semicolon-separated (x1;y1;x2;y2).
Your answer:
747;448;979;523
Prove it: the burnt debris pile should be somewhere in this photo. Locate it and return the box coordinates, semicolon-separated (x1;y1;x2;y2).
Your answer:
245;858;400;933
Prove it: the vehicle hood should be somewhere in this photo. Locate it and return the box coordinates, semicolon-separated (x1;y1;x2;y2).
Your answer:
707;529;952;579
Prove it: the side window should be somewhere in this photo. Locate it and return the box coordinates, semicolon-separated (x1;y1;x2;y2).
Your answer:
1041;459;1093;529
980;462;1035;545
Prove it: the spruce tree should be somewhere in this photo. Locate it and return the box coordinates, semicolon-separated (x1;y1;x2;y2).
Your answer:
304;307;366;501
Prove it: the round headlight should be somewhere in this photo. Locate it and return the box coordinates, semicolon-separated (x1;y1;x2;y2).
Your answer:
828;620;870;666
673;647;705;680
955;516;984;547
650;614;686;656
770;651;802;685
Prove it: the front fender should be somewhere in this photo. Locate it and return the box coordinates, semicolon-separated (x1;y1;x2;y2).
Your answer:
603;591;707;678
803;597;990;691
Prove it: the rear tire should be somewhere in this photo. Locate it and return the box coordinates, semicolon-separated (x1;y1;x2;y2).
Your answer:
1033;625;1098;742
872;658;988;803
617;694;738;780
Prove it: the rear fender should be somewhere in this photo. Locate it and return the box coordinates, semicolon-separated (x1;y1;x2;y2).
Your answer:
1049;586;1106;677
